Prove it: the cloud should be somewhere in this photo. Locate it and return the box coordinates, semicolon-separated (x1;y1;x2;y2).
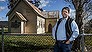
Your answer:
0;6;5;12
70;9;75;13
38;0;49;8
36;0;57;8
0;0;5;2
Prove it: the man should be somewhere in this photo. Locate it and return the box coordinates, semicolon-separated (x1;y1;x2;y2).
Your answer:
52;7;79;52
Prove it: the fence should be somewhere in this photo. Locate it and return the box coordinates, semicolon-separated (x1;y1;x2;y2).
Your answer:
0;33;55;52
1;29;92;52
84;34;92;52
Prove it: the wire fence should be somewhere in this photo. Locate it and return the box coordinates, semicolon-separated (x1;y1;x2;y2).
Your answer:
0;28;92;52
84;34;92;52
0;33;55;52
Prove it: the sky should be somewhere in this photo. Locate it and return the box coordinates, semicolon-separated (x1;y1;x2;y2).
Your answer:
0;0;75;21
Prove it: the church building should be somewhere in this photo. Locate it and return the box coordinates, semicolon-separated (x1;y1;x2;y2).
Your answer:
7;0;59;34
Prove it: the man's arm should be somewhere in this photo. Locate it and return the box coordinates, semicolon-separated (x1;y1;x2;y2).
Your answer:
69;20;79;41
52;23;57;39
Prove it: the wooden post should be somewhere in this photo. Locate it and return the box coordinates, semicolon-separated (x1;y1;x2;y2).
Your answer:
2;26;4;52
81;18;85;52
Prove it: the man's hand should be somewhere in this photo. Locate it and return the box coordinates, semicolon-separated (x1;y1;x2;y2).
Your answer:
66;40;70;44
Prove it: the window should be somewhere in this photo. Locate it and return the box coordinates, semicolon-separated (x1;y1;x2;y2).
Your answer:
11;20;21;28
41;21;42;28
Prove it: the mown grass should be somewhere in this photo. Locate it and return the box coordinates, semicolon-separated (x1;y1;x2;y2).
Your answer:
84;36;92;46
0;35;92;52
0;35;55;52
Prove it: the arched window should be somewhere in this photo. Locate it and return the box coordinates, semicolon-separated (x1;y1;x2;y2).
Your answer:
48;24;52;33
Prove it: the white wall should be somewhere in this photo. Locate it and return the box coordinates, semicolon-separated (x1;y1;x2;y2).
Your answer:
37;16;45;34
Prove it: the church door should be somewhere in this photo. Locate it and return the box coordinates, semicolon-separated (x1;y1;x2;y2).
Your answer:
48;24;52;33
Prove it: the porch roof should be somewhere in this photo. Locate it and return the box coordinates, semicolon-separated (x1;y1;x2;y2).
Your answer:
16;12;27;21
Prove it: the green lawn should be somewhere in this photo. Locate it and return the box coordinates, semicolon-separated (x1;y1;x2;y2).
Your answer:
0;35;55;52
0;35;92;52
84;36;92;46
4;35;55;46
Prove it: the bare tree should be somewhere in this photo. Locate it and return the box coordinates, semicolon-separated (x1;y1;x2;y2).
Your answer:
64;0;92;52
33;0;43;11
7;0;19;9
65;0;92;33
84;19;92;33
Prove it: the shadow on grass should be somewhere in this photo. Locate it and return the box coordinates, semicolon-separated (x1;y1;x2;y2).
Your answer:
4;41;53;52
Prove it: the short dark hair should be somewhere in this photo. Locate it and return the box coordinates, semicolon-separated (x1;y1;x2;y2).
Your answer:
62;7;70;13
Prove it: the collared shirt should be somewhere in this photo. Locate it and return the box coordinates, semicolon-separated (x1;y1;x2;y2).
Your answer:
52;18;79;41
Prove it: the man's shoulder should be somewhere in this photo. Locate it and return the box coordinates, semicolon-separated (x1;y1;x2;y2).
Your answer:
68;18;74;23
69;18;74;20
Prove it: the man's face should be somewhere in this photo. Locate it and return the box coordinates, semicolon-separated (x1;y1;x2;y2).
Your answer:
62;9;69;18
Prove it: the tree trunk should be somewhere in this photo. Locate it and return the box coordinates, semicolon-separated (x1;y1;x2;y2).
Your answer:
75;9;83;34
71;0;84;33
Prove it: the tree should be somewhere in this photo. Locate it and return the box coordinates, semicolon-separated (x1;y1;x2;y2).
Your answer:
33;0;43;11
65;0;92;33
8;0;19;9
84;19;92;33
64;0;92;51
34;0;41;7
28;0;34;4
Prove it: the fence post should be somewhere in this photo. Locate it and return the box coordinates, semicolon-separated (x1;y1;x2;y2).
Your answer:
81;17;85;52
81;33;84;52
2;26;4;52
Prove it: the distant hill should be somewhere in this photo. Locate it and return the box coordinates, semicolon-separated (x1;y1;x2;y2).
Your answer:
0;21;8;28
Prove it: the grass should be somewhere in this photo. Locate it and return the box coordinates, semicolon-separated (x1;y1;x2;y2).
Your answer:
0;35;55;52
0;27;8;32
0;35;92;52
84;36;92;46
5;35;55;47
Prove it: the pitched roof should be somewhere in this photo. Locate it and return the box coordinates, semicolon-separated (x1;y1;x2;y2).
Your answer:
16;12;27;21
7;0;44;17
9;11;27;21
25;0;44;17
